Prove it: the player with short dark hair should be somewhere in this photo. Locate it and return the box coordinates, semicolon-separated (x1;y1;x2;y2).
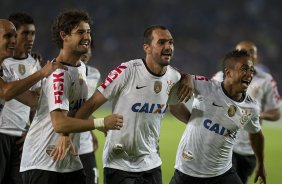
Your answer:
75;24;192;184
170;50;266;184
213;41;280;184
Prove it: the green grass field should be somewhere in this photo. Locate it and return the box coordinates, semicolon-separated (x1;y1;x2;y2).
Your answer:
93;106;282;184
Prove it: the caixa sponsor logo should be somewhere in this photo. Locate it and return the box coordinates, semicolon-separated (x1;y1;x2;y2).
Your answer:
131;103;167;114
101;65;127;89
203;119;237;139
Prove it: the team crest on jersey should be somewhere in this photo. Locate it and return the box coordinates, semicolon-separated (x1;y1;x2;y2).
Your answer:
182;151;193;161
112;144;124;155
154;81;162;94
166;80;175;95
240;109;252;125
227;105;236;117
46;145;55;156
79;73;83;85
18;64;26;75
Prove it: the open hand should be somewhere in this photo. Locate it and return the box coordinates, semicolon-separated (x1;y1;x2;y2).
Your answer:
177;74;193;102
50;135;77;161
41;60;68;77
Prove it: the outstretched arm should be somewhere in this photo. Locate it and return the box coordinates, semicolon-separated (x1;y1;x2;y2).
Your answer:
0;61;67;101
75;90;108;119
51;110;123;134
249;130;266;184
15;90;39;108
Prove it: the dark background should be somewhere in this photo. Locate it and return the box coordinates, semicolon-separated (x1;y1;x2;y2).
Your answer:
1;0;282;92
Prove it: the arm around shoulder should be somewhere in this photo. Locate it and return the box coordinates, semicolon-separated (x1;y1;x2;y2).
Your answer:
169;103;191;124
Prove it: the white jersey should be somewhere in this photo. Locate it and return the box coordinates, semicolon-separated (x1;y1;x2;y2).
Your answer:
20;62;88;173
98;59;181;172
0;67;19;115
0;54;41;136
174;76;261;177
213;67;281;155
79;63;101;155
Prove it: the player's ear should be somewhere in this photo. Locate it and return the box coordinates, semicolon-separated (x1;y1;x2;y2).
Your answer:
143;44;151;54
60;31;67;40
224;68;231;78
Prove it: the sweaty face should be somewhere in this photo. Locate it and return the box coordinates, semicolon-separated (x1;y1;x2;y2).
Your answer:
148;29;174;66
229;57;254;92
0;21;16;60
65;21;91;55
236;43;258;64
15;24;35;56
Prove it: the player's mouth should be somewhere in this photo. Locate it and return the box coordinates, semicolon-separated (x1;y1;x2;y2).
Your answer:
161;53;172;60
25;44;33;48
161;50;172;56
241;79;251;88
79;41;90;48
7;45;15;51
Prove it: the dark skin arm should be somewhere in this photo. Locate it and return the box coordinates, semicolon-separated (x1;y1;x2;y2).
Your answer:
249;130;266;184
172;67;194;103
260;108;280;121
15;90;39;108
169;103;191;124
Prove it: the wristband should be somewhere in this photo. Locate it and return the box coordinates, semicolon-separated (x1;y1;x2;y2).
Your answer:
93;118;104;129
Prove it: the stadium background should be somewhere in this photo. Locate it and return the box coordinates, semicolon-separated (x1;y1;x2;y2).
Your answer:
1;0;282;183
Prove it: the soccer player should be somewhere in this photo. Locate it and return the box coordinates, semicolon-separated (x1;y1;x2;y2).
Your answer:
75;25;192;184
0;19;66;101
20;10;123;184
79;47;101;184
0;12;41;184
0;19;66;184
213;41;280;184
170;50;266;184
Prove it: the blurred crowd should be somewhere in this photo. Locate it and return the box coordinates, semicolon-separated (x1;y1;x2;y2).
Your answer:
1;0;281;91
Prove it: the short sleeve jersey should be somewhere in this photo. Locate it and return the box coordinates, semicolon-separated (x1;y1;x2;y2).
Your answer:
0;54;41;136
79;63;101;155
174;76;261;177
98;59;181;172
0;65;20;114
213;67;281;155
20;62;88;173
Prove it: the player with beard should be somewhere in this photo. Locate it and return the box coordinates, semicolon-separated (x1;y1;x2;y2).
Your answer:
75;25;192;184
